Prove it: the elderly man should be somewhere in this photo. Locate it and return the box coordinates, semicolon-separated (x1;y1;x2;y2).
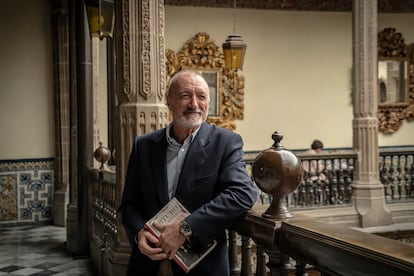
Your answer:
119;70;258;276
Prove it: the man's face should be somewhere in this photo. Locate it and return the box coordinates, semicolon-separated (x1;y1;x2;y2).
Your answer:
167;73;210;129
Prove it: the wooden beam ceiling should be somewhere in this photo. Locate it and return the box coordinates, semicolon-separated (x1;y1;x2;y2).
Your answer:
164;0;414;13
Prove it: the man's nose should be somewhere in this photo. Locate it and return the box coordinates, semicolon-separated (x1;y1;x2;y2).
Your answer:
189;95;198;108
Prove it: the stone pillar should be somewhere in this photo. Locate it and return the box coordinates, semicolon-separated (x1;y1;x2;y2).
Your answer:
351;0;392;227
66;0;94;256
91;37;105;169
50;0;70;227
106;0;169;274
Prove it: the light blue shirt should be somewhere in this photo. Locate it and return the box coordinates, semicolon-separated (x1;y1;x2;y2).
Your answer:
166;124;200;199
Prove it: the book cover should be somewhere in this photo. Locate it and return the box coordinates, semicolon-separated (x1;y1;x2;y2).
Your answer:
144;197;217;272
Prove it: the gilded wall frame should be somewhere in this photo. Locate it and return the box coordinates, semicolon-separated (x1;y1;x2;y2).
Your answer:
165;32;245;131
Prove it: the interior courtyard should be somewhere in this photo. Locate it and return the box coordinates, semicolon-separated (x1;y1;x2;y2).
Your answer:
1;0;413;275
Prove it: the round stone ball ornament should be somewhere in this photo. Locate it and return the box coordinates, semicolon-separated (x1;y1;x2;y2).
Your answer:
94;142;111;170
252;131;303;219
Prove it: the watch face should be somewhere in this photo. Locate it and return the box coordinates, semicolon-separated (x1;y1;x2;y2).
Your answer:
180;221;192;236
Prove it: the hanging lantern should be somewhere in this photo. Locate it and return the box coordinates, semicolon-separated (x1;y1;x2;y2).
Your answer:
222;0;246;71
85;0;114;40
222;34;247;70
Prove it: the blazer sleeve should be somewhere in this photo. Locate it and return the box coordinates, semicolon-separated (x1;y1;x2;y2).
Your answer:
184;132;258;246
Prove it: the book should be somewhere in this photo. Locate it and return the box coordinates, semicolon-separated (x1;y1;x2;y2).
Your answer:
144;197;217;273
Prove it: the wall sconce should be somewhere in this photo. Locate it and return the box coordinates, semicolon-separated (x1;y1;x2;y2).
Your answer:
222;0;246;70
85;0;114;40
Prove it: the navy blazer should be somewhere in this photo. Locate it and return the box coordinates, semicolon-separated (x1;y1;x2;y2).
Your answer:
119;122;258;276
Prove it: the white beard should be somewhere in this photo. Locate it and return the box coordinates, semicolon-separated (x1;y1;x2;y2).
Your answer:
176;114;203;129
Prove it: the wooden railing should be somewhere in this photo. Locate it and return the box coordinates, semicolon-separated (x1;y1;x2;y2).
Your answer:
231;205;414;276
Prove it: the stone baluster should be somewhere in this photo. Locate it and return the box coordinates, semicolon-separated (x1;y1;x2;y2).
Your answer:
403;155;409;199
338;170;345;204
397;155;403;199
315;178;322;206
410;162;414;197
403;155;410;199
344;172;353;204
330;172;338;204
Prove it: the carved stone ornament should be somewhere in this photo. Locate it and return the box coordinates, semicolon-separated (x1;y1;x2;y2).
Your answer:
377;28;414;134
165;32;245;131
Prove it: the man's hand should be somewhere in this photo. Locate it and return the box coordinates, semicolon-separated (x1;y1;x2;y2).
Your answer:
136;229;168;261
154;219;187;260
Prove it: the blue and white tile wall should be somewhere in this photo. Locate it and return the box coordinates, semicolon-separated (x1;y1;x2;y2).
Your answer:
0;159;54;224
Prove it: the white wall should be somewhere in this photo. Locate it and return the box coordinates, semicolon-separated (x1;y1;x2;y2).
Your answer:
165;6;414;151
0;0;54;159
0;4;413;161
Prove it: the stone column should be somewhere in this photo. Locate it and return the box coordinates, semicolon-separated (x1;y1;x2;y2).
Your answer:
351;0;392;227
50;0;70;227
65;0;94;256
106;0;169;274
91;37;105;169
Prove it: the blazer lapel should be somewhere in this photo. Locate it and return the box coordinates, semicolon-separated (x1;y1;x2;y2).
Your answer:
150;130;170;205
175;123;211;196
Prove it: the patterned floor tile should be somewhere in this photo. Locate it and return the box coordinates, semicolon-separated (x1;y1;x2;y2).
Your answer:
0;225;95;276
0;265;25;273
32;263;61;270
30;272;57;276
9;267;44;275
19;253;47;260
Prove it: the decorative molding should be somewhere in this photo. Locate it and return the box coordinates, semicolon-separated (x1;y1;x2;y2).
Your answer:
378;103;408;133
158;0;166;102
0;159;55;171
141;0;152;100
0;159;54;224
164;0;414;13
117;0;131;103
166;32;245;130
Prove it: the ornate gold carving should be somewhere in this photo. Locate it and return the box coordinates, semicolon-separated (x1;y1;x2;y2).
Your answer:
378;28;408;58
165;32;245;131
405;43;414;121
377;28;414;134
378;103;408;134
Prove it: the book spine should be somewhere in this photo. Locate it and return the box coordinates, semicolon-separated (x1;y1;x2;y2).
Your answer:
143;223;159;238
173;256;190;273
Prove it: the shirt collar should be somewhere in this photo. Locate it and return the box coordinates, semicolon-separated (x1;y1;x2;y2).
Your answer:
166;123;200;145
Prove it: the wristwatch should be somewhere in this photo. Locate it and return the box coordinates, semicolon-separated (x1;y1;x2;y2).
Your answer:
179;219;192;237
